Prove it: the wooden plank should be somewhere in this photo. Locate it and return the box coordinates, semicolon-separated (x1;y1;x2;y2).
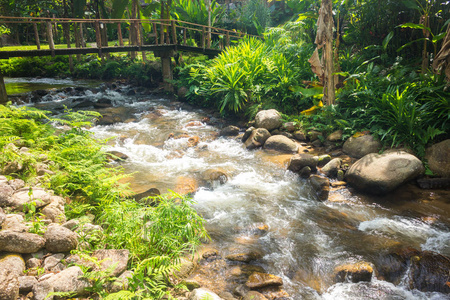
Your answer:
33;23;41;50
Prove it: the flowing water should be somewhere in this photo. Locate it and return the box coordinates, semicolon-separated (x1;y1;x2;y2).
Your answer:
10;79;450;299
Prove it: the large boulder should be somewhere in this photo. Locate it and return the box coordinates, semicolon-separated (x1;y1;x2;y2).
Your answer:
0;254;26;300
0;230;45;253
321;158;342;178
245;272;283;289
309;175;330;201
44;224;78;253
219;125;240;137
345;151;424;195
425;139;450;177
334;262;373;283
343;135;381;158
244;128;271;150
8;187;52;211
263;135;298;153
287;154;318;173
255;109;282;131
33;266;90;300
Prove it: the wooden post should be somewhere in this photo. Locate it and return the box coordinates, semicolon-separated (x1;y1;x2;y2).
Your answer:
74;23;81;60
165;23;170;44
153;22;159;45
100;22;110;59
117;23;124;46
202;27;206;49
226;31;230;47
33;23;41;50
139;21;147;61
171;20;177;45
79;23;86;47
94;21;103;58
160;22;165;44
46;22;55;57
207;27;211;48
183;27;187;45
323;0;335;105
0;74;7;105
63;23;74;73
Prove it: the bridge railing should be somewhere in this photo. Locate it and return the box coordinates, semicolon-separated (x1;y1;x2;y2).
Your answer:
0;16;262;57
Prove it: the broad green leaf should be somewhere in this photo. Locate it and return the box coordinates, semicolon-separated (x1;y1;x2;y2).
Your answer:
432;32;446;43
111;0;129;19
397;38;427;52
401;0;419;10
399;23;432;34
382;31;394;50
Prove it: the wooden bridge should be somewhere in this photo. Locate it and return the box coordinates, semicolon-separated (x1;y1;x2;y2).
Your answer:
0;16;260;101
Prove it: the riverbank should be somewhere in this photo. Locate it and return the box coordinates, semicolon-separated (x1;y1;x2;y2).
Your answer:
2;81;449;299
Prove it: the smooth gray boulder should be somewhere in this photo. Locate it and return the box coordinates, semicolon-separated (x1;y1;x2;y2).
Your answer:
219;125;240;137
19;276;38;293
255;109;282;131
33;266;90;300
0;230;45;253
345;151;425;195
244;128;271;150
263;135;298;153
44;224;78;253
0;254;26;300
189;288;223;300
288;154;318;173
425;139;450;177
2;214;28;232
343;135;381;158
321;158;342;178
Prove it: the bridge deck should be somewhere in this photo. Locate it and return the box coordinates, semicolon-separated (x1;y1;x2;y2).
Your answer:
0;45;221;59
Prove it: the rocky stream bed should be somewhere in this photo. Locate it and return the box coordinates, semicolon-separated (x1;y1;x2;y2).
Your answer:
1;78;450;300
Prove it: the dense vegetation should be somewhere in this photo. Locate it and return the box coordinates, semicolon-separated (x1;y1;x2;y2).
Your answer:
0;105;208;298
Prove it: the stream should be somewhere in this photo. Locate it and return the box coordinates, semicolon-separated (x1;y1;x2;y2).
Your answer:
6;78;450;300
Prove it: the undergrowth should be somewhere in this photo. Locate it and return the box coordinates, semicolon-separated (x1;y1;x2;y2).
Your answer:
0;104;209;299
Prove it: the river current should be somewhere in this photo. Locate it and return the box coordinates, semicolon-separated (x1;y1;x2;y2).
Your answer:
6;78;450;299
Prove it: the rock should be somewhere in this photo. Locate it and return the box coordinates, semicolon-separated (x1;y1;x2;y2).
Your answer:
8;179;25;190
19;276;38;293
188;136;200;147
287;154;318;173
308;130;323;142
202;169;228;186
242;127;255;142
41;196;66;223
345;152;425;195
282;122;296;133
0;207;5;225
132;188;160;204
94;98;113;109
174;176;199;195
178;86;188;100
299;166;312;178
107;270;133;293
0;254;26;300
43;253;65;272
106;151;129;162
189;288;222;300
183;279;201;291
220;125;240;137
235;284;250;297
2;161;24;174
244;128;271;150
317;155;332;167
44;224;78;253
343;135;381;158
33;266;90;300
91;249;129;277
173;258;195;279
293;130;307;141
255;109;282;131
334;262;373;283
243;291;268;300
61;219;80;231
0;231;45;253
417;178;450;189
263;135;298;154
327;130;343;142
226;251;262;263
2;214;28;232
309;175;330;201
408;251;450;293
425;139;450;177
26;257;41;269
245;272;283;289
8;187;52;211
321;158;342;178
337;170;345;181
0;183;14;207
219;291;236;300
